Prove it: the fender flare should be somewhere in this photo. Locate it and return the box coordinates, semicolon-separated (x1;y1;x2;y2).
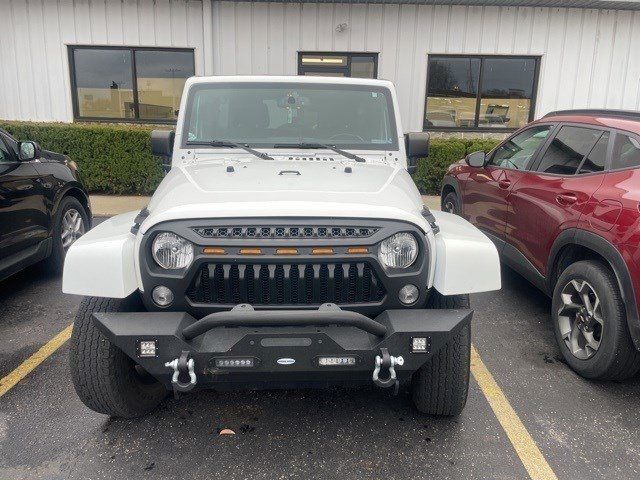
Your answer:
547;229;640;350
52;183;91;220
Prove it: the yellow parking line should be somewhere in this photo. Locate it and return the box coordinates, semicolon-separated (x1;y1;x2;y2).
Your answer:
471;345;558;480
0;324;73;398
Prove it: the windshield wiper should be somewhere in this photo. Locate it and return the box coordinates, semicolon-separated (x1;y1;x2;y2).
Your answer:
273;143;366;163
186;140;274;161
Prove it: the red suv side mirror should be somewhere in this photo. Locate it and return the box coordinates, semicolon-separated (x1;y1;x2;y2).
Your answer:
465;150;486;168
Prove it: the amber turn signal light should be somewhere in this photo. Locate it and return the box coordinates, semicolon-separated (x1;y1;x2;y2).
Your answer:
347;247;369;254
311;248;334;255
239;248;263;255
276;248;299;255
202;247;226;255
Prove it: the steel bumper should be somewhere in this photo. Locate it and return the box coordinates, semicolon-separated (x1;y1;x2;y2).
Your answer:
92;305;472;390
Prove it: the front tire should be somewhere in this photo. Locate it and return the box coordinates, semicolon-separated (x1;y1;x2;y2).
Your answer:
411;291;471;416
69;295;167;418
552;260;640;380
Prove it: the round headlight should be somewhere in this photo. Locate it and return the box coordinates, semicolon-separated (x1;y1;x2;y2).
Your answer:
152;232;194;269
378;232;418;269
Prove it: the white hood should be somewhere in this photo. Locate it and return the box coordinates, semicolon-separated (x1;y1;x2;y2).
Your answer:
140;158;429;233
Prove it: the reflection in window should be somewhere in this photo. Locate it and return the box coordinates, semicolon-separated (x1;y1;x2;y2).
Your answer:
299;53;377;78
612;133;640;170
73;48;134;119
70;47;194;121
425;56;539;130
537;126;603;175
136;50;194;120
489;125;550;170
425;57;480;128
579;132;609;174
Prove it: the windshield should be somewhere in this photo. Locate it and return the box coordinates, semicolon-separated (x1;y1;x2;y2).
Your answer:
183;83;398;150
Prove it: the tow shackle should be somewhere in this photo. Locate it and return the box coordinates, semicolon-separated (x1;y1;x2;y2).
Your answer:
165;350;197;392
372;348;404;389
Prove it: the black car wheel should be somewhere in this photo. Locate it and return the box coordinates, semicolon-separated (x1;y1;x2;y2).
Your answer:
412;291;471;416
45;196;89;273
69;295;167;418
442;191;460;215
552;260;640;380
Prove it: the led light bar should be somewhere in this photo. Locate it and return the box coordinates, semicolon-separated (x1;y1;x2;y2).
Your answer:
318;356;357;366
214;358;255;368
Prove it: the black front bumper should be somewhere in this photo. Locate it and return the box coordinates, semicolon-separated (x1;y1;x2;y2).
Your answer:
93;305;472;390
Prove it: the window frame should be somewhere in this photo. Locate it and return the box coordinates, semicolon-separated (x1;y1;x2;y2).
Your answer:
68;45;195;124
298;52;378;78
423;54;541;133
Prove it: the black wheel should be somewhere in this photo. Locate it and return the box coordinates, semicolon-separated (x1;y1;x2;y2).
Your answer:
441;191;461;215
552;260;640;380
45;196;89;273
412;291;471;416
69;295;167;418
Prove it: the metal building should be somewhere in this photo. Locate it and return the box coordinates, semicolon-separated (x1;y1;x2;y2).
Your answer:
1;0;639;133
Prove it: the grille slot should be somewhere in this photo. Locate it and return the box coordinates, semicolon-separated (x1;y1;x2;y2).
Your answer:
192;225;379;239
187;261;386;306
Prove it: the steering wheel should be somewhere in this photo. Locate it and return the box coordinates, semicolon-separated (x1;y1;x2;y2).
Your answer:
328;133;365;142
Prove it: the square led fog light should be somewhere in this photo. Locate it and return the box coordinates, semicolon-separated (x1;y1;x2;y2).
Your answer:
138;340;157;358
411;337;429;353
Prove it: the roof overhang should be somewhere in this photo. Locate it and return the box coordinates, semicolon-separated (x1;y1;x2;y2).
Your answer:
225;0;640;11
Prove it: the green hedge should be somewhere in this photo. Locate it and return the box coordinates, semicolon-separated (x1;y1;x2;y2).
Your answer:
412;138;500;195
0;121;500;196
0;121;164;195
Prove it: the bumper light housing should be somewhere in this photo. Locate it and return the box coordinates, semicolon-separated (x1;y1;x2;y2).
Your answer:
214;358;255;368
411;337;430;353
317;356;357;366
137;340;157;357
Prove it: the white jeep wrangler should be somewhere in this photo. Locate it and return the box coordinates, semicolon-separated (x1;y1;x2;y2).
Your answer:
63;76;500;418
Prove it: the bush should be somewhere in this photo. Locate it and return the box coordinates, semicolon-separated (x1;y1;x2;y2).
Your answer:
412;137;501;195
0;120;501;196
0;121;164;195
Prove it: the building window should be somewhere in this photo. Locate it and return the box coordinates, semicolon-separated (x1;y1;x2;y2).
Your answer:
69;46;195;122
298;53;377;78
424;55;540;131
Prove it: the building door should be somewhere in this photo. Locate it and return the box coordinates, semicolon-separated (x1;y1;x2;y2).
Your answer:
298;53;378;78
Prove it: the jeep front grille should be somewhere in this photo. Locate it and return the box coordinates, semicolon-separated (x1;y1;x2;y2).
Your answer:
186;261;386;306
191;225;379;239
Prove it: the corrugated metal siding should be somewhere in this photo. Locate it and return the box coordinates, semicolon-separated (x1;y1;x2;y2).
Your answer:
1;1;639;129
212;2;640;131
0;0;210;122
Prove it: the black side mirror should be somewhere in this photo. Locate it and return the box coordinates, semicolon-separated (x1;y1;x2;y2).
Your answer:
405;132;430;174
151;130;175;173
18;141;41;161
465;150;486;168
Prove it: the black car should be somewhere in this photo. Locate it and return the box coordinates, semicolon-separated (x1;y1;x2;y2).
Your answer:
0;129;91;281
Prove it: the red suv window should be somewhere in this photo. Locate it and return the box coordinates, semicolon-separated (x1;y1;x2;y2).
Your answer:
611;133;640;170
535;126;604;175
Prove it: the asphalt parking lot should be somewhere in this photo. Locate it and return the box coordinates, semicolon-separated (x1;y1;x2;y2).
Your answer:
1;218;640;480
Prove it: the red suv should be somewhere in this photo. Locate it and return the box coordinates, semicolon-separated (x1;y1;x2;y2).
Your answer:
442;110;640;380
